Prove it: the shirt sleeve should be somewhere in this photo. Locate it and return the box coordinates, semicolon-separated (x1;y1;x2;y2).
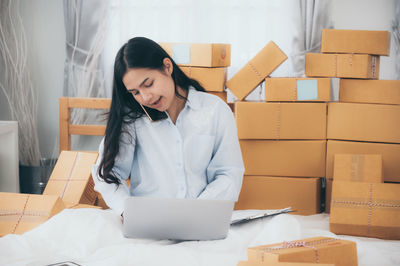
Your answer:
198;101;245;201
91;126;135;216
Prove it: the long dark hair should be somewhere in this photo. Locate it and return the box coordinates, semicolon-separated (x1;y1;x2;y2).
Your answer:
98;37;205;185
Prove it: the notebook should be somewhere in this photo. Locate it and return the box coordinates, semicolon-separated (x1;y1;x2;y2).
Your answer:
122;197;235;240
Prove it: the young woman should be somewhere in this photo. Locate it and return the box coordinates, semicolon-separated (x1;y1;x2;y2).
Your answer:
91;37;244;215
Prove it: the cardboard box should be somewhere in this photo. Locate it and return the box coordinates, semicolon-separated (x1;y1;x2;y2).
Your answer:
43;151;99;207
321;29;390;56
339;79;400;105
235;102;327;140
238;261;333;266
69;204;102;209
333;154;383;183
327;102;400;144
240;140;326;177
326;140;400;182
94;193;110;209
180;66;226;92
235;176;321;215
159;43;230;67
325;178;333;213
0;192;65;236
305;53;379;79
330;181;400;240
247;236;357;266
226;41;287;101
265;78;331;102
208;91;227;102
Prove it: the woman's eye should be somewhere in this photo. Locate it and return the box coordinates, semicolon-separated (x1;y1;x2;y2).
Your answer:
145;81;153;88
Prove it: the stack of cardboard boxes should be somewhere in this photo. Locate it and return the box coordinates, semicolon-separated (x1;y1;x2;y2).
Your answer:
227;42;327;215
304;29;399;212
159;43;231;102
0;151;99;236
238;236;357;266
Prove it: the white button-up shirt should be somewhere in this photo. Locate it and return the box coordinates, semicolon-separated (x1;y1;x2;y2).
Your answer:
92;88;244;215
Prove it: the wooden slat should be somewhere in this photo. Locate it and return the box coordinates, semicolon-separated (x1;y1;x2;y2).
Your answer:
59;98;71;152
69;125;106;136
65;97;111;109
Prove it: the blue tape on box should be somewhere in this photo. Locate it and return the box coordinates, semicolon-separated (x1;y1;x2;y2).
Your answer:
297;79;318;100
172;44;190;64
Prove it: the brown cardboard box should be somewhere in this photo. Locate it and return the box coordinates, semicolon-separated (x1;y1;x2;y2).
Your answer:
43;151;99;207
240;140;326;177
208;91;227;102
339;79;400;105
235;176;321;215
94;193;110;209
247;236;357;266
69;204;102;209
327;102;400;144
159;43;230;67
235;102;327;140
325;178;333;213
305;53;379;79
333;154;383;183
180;66;226;92
238;261;333;266
265;78;331;102
226;41;287;101
330;181;400;240
321;29;390;56
326;140;400;182
0;193;65;236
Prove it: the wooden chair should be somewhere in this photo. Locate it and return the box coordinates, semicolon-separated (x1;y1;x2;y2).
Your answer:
59;97;111;152
59;97;112;209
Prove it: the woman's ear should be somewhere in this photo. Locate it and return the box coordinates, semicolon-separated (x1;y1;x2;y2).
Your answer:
163;58;173;75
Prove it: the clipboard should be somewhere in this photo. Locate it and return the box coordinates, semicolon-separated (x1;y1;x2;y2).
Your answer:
230;207;294;225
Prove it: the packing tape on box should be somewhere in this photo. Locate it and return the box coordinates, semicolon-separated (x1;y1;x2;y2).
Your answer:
248;61;264;80
0;195;50;233
332;183;400;236
371;56;377;78
260;238;337;263
48;152;89;200
276;102;281;140
332;54;377;78
350;155;365;181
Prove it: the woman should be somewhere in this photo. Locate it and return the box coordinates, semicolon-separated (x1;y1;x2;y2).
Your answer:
92;37;244;216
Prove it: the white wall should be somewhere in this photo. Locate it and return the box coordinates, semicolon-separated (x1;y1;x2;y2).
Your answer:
0;0;397;160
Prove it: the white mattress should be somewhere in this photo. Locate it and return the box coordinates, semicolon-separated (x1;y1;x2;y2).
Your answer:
0;209;399;266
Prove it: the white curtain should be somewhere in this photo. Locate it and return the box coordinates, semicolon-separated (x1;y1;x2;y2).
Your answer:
63;0;110;124
103;0;304;101
63;0;111;151
392;0;400;80
291;0;333;77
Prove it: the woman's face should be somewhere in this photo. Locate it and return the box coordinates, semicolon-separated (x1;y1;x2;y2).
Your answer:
122;58;176;112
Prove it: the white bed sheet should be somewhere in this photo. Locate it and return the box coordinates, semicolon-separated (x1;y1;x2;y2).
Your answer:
0;209;399;266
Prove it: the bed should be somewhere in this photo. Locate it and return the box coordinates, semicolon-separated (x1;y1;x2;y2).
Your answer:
0;208;399;266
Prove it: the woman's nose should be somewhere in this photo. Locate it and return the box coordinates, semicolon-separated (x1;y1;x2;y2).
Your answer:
141;91;152;103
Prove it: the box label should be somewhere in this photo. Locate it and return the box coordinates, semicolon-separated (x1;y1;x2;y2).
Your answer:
172;44;190;64
297;79;318;100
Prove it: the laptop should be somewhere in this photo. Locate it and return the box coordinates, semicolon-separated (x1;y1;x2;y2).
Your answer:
122;197;235;240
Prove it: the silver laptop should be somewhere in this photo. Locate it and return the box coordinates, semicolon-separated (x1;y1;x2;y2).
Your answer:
122;197;234;240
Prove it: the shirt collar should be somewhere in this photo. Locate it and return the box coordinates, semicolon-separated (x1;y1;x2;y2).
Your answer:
185;86;201;111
